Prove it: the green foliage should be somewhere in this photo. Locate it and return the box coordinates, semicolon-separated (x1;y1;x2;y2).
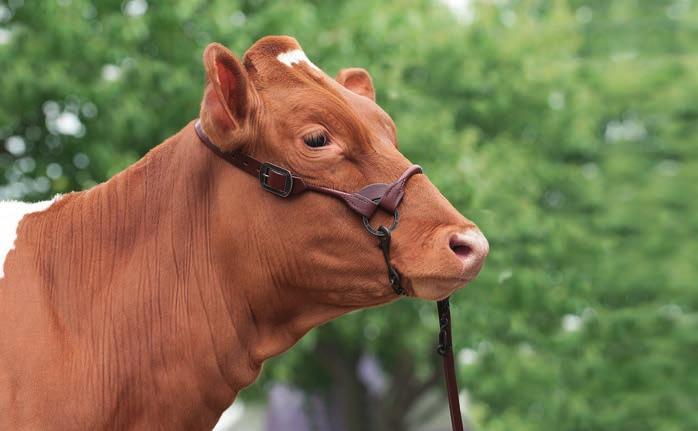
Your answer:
1;0;695;430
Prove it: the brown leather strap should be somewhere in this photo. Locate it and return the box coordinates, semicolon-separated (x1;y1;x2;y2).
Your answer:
196;121;309;196
437;298;465;431
195;120;422;217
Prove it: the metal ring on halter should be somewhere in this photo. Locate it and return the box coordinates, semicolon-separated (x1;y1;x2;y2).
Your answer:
362;208;399;237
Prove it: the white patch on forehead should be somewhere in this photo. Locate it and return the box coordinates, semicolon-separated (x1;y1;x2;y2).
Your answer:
0;195;61;280
276;49;320;71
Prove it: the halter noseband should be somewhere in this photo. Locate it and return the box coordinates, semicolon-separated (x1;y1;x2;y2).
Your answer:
194;119;465;431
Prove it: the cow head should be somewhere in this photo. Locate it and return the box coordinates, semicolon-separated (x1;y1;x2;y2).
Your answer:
199;36;488;307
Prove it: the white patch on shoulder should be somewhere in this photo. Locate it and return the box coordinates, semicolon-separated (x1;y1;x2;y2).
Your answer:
276;49;320;71
0;195;61;280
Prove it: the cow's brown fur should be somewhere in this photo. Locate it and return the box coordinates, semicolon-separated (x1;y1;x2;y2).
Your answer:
0;36;487;430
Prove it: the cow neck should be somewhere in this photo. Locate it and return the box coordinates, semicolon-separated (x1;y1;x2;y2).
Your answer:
13;123;353;429
3;132;198;427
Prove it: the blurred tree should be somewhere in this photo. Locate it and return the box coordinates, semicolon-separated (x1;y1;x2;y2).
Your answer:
1;0;696;430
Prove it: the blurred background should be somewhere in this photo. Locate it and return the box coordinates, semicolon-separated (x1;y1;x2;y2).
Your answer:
1;0;696;430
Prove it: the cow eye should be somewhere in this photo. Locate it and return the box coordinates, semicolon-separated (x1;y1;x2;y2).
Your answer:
303;133;328;148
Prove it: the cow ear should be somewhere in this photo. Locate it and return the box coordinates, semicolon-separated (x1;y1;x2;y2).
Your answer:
199;43;258;151
336;68;375;101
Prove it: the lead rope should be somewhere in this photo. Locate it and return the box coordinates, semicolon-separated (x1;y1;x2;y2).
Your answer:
361;200;464;431
437;298;465;431
376;226;404;295
364;218;464;431
361;205;405;295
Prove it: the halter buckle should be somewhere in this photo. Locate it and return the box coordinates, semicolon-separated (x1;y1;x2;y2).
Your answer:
259;163;293;197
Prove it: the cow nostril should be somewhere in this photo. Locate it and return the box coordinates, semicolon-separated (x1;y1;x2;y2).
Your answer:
448;230;489;270
449;241;472;259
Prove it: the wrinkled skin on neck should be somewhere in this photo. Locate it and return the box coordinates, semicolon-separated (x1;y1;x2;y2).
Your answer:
0;36;488;430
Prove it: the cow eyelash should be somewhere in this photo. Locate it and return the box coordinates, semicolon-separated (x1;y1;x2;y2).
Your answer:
303;132;329;148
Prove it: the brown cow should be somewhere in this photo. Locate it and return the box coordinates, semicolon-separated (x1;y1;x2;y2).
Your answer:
0;36;488;430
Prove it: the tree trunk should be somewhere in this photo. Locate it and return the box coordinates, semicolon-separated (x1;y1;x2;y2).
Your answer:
312;335;440;431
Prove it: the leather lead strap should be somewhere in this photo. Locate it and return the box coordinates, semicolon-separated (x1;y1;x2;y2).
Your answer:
437;298;465;431
376;226;404;295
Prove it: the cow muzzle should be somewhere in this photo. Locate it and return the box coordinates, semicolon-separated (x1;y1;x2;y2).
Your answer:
448;229;490;281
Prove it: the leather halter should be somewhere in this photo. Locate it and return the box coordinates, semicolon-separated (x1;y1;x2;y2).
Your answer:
195;119;421;294
194;120;465;431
